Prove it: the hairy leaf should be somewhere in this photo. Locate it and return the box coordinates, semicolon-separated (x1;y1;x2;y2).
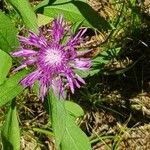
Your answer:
0;70;29;107
37;14;52;26
48;91;91;150
61;116;91;150
7;0;38;33
1;101;20;150
64;101;84;118
48;90;66;149
0;12;19;52
0;50;12;85
44;0;110;30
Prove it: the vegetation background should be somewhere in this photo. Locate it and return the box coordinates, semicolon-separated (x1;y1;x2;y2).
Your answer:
0;0;150;149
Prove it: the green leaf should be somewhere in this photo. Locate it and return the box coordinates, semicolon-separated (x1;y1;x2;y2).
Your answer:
0;69;29;107
43;0;110;30
0;12;19;52
75;69;91;78
37;14;52;27
34;0;49;11
6;0;38;33
32;127;54;137
0;50;12;85
61;116;91;150
1;101;20;150
77;48;122;78
48;90;91;150
71;21;84;33
48;90;66;149
64;101;84;118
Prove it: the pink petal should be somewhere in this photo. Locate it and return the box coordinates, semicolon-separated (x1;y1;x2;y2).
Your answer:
21;70;41;87
52;16;64;42
12;49;37;57
13;64;27;72
73;58;91;70
39;83;48;102
76;74;85;84
77;49;92;57
66;75;74;93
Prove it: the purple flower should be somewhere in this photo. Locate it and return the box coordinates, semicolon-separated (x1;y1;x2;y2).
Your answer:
12;16;91;100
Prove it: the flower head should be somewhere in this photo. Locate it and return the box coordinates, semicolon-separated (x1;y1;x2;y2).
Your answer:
12;16;91;100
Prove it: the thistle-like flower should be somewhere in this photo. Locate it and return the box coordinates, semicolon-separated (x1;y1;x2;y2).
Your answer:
12;16;91;100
